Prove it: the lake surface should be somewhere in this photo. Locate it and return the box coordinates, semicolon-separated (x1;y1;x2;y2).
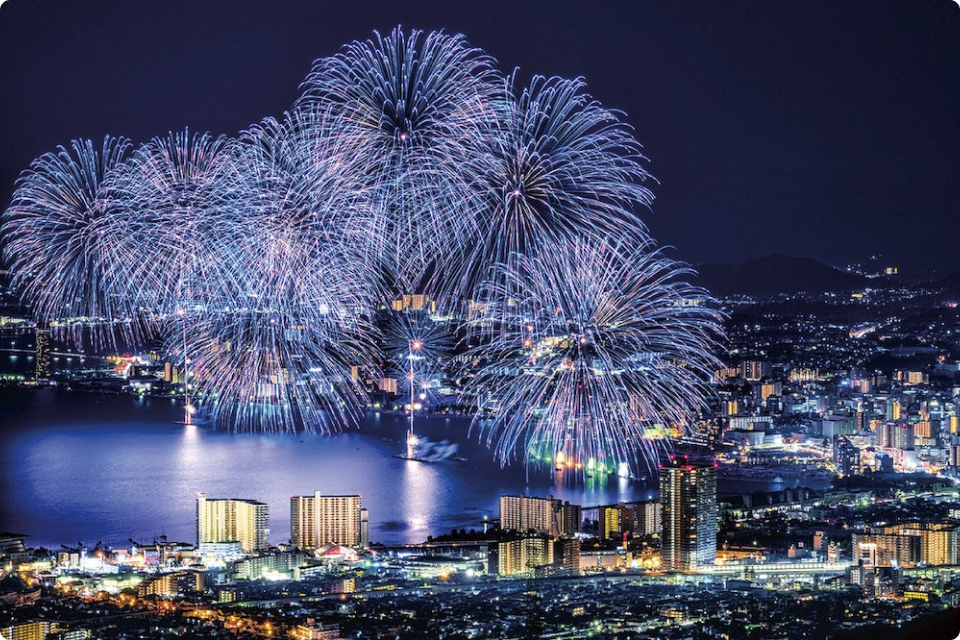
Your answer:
0;387;665;548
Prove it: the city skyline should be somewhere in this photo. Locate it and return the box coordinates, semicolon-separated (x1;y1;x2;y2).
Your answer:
4;254;960;637
1;1;958;272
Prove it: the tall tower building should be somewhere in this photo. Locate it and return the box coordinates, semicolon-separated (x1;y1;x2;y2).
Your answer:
738;360;770;381
196;493;269;554
35;325;50;381
290;492;367;549
660;458;717;571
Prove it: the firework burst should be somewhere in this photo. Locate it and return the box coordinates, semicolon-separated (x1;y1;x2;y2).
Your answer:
381;309;453;404
0;136;137;347
454;74;655;297
1;28;723;459
297;27;502;294
177;110;381;433
464;239;723;475
174;237;376;434
101;128;241;317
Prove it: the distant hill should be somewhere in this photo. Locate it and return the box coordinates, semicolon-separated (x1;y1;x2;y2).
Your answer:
693;255;879;296
922;271;960;293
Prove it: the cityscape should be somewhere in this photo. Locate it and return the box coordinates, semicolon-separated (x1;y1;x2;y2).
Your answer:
2;2;960;640
5;265;960;638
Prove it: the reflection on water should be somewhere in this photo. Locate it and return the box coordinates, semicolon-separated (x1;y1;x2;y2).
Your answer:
398;460;437;538
0;388;674;548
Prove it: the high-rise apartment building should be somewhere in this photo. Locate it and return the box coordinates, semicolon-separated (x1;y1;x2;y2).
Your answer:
833;435;861;476
854;522;959;567
196;493;269;554
602;505;623;540
660;458;717;571
290;492;368;549
558;501;582;536
878;422;914;450
500;495;557;536
636;500;661;536
35;326;50;381
495;535;554;575
499;495;580;537
739;360;771;381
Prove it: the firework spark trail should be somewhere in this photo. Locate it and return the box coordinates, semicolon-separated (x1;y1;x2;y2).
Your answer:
0;136;137;348
297;27;503;297
464;239;723;475
453;74;656;298
0;28;724;462
181;109;382;433
101;129;242;318
381;309;454;404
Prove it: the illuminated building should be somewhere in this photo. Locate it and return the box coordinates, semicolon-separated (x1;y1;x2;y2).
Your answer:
1;620;63;640
289;621;343;640
713;367;738;382
554;536;581;575
950;443;960;468
854;532;920;568
557;501;582;537
196;493;269;554
853;523;958;567
788;367;820;382
390;293;433;312
917;524;959;565
379;377;398;394
495;535;554;575
499;494;580;537
138;569;204;597
34;325;50;381
500;494;556;535
232;551;308;581
738;360;770;381
636;500;661;536
660;458;716;571
290;492;368;549
602;505;622;539
694;418;723;445
897;370;928;386
886;400;901;421
758;382;781;402
163;361;182;384
877;422;914;450
197;540;243;562
833;435;861;476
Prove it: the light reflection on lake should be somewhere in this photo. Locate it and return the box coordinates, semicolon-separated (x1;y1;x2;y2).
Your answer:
0;388;668;548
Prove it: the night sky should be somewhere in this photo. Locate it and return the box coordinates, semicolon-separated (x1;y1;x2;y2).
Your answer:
1;0;958;273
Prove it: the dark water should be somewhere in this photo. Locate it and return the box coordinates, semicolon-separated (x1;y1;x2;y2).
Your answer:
0;327;107;377
0;388;663;548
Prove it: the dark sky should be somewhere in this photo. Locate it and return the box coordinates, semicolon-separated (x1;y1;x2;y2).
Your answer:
1;0;958;273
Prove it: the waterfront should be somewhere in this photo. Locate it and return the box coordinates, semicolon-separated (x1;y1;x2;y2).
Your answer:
0;387;822;549
0;387;664;548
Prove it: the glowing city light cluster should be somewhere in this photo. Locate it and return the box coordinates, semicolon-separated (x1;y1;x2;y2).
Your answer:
1;28;722;472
